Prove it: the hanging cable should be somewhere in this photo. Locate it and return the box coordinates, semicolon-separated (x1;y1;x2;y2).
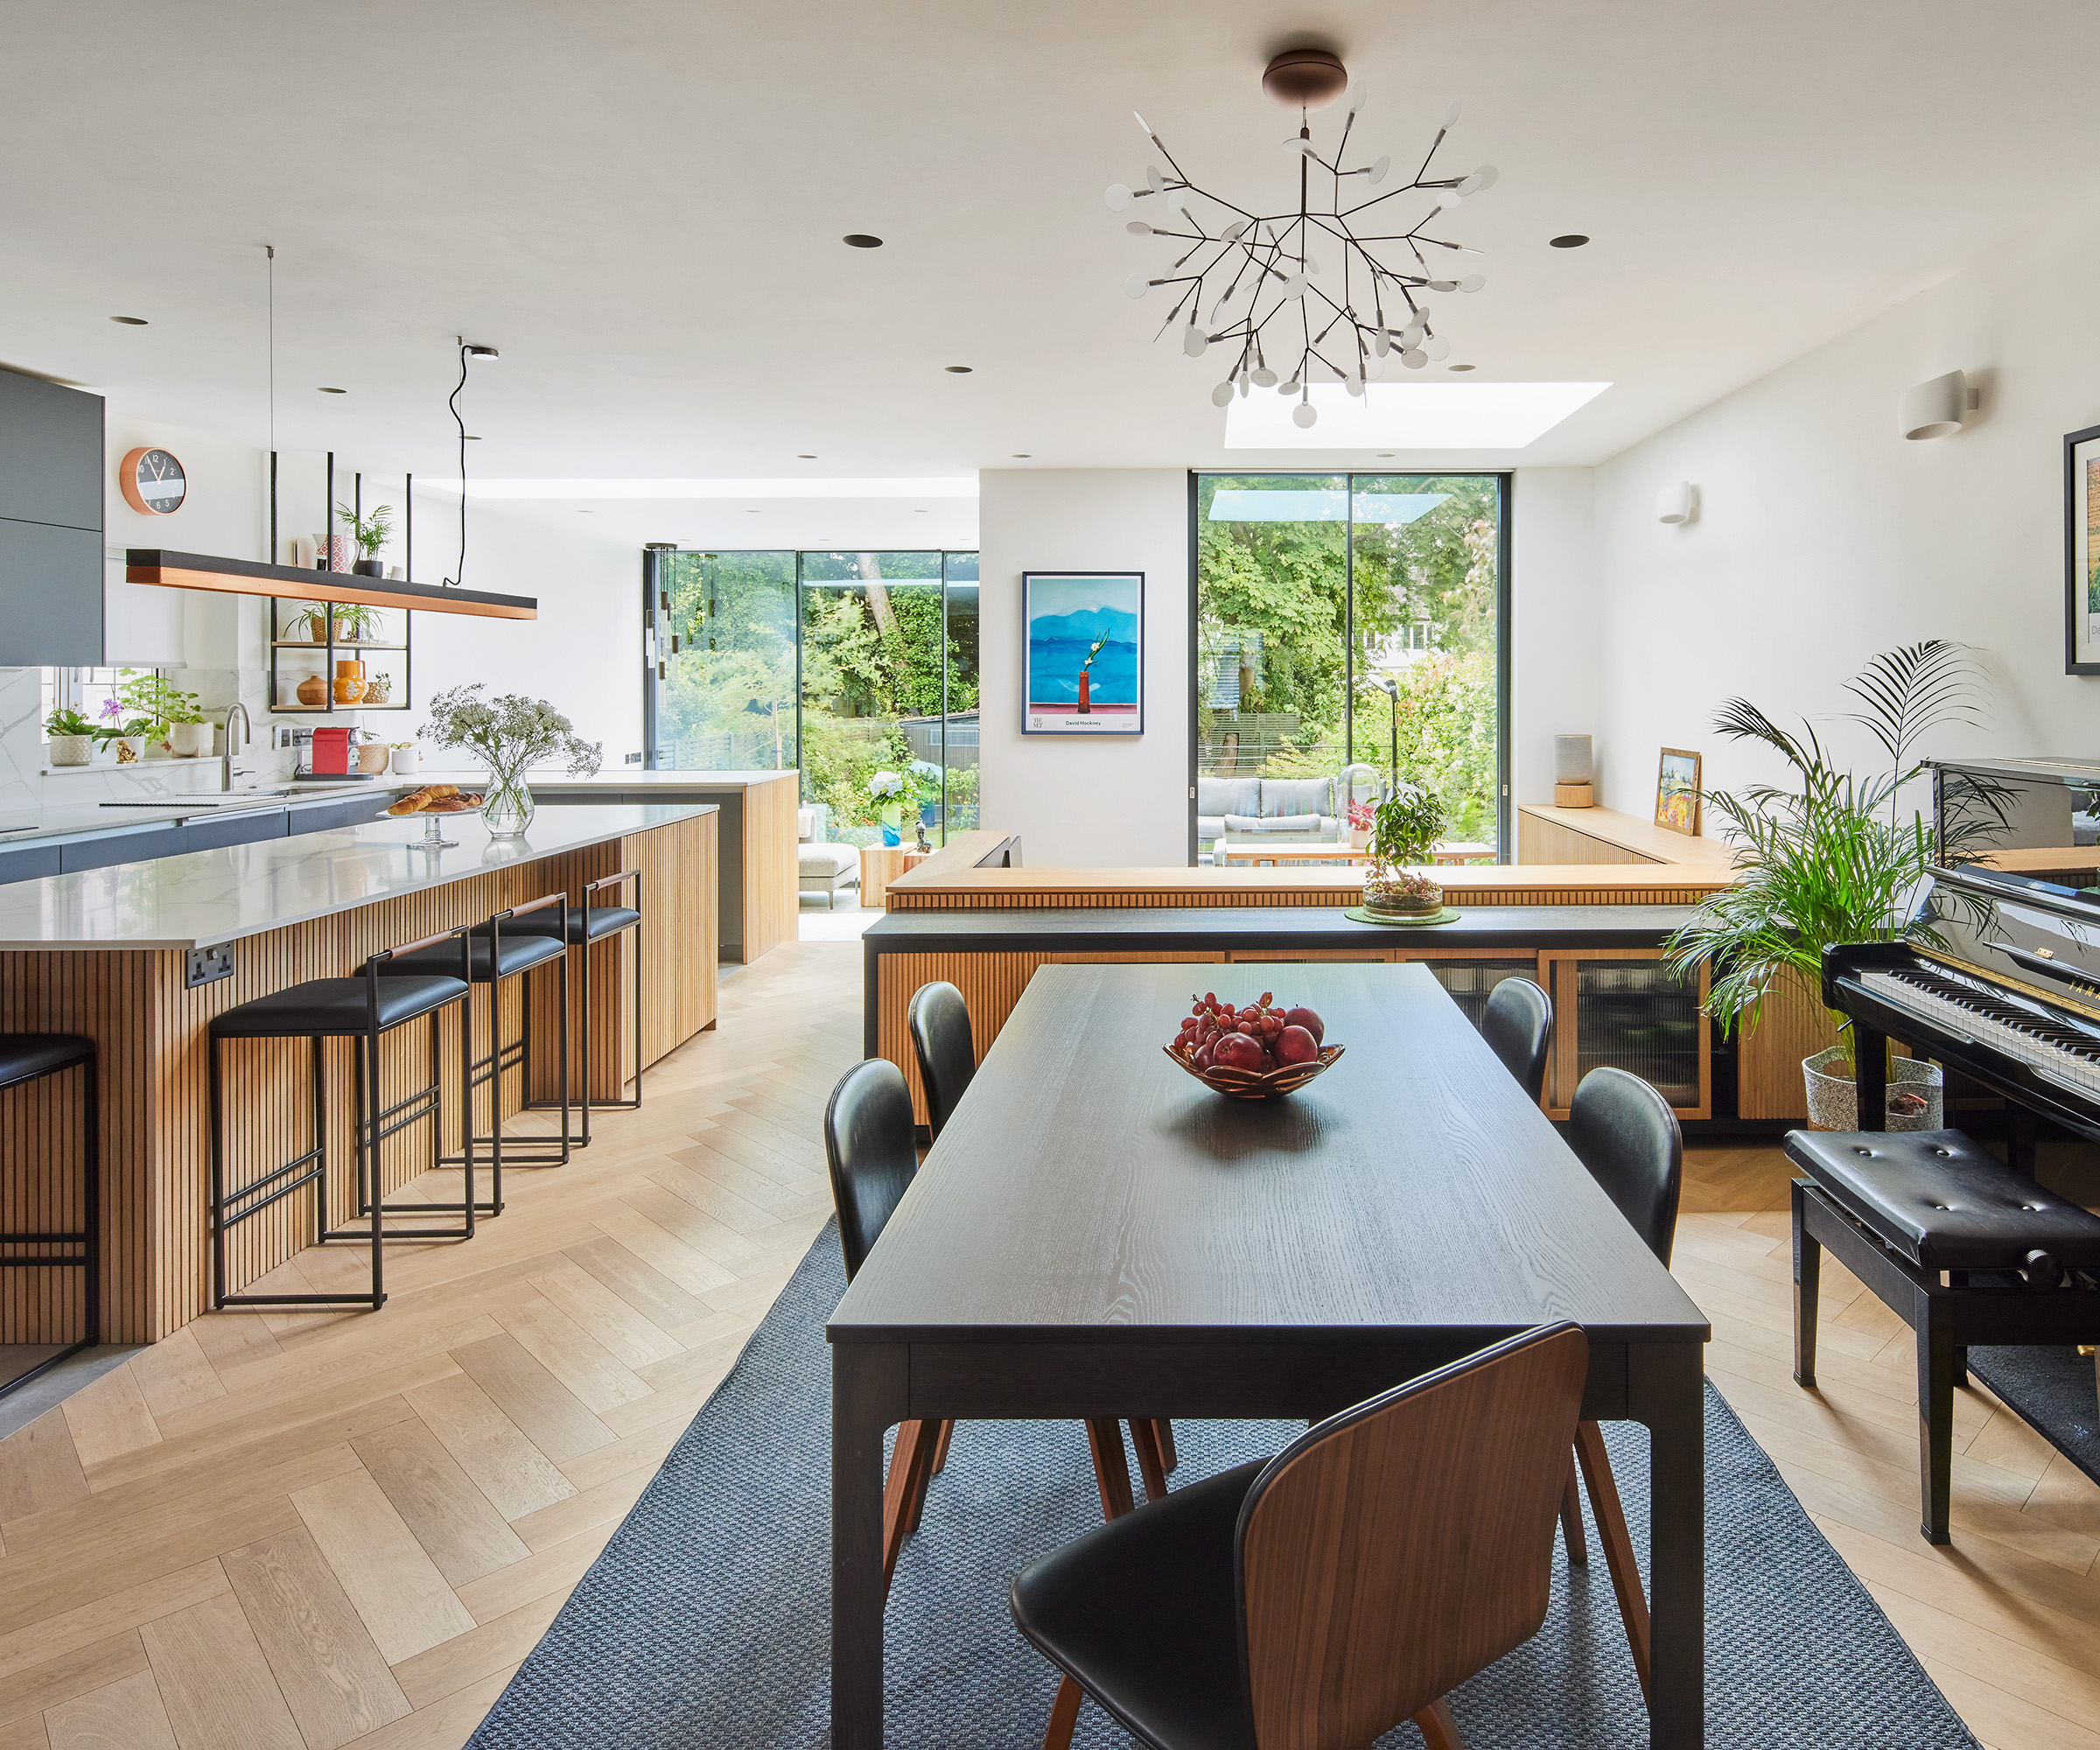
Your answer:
444;339;468;589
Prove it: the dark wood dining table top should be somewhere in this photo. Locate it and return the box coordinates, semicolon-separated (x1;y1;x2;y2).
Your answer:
827;962;1710;1348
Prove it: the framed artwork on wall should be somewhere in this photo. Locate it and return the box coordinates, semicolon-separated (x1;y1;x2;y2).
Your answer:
1021;570;1144;734
2065;423;2100;674
1655;747;1702;836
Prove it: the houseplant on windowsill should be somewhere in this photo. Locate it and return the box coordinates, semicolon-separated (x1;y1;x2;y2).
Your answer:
420;684;603;838
44;705;96;766
109;668;206;756
1662;640;1987;1130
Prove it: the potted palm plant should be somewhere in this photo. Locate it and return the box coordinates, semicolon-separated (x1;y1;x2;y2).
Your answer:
1663;640;1986;1130
336;501;394;578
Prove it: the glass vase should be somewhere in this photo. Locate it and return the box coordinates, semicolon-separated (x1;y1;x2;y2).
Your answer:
482;766;536;838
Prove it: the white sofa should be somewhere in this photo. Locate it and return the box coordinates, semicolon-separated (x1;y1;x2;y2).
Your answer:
798;804;860;908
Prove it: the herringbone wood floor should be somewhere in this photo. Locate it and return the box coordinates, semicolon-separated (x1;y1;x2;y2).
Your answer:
2;950;2096;1747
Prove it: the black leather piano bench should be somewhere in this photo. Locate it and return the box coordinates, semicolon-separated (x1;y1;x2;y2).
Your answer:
1788;1126;2100;1545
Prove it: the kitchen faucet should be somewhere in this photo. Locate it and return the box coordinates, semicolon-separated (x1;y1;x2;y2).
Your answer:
220;703;251;793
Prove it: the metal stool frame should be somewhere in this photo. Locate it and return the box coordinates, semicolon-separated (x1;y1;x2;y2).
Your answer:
210;923;473;1312
523;867;644;1147
391;892;572;1180
0;1041;99;1398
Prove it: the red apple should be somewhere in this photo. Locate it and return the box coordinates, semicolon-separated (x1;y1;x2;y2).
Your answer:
1276;1024;1319;1065
1214;1033;1265;1072
1284;1006;1324;1045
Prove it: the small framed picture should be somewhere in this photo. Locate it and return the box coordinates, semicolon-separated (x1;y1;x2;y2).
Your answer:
2065;424;2100;673
1022;570;1144;735
1656;748;1702;836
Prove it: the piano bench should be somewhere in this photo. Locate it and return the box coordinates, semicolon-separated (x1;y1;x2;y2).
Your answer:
1787;1127;2100;1546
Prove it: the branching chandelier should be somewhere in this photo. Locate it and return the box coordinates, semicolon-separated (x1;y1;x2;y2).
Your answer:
1108;48;1495;427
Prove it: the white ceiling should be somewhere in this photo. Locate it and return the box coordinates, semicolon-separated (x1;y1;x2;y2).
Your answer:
4;0;2100;503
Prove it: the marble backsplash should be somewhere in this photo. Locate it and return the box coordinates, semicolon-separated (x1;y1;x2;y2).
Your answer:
0;665;302;814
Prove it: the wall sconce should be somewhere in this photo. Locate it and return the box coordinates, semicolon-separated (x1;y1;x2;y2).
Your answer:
1656;481;1698;524
1899;369;1979;441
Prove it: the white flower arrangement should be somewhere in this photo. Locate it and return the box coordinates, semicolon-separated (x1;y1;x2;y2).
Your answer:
421;685;603;779
866;770;906;801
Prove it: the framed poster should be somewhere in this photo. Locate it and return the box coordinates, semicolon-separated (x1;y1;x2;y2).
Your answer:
2066;424;2100;673
1022;570;1144;734
1655;747;1702;836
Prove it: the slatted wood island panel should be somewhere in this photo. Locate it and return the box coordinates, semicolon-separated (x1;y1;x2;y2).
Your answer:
0;805;718;1344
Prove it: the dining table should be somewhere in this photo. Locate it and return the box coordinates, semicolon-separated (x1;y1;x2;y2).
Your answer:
827;961;1712;1747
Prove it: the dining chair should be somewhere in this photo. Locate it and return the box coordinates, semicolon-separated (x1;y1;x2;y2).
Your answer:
1480;976;1552;1103
823;1058;1173;1594
906;980;975;1143
1011;1321;1592;1750
1558;1064;1684;1705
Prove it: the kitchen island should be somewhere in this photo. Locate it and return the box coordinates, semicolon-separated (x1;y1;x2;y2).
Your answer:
0;803;719;1344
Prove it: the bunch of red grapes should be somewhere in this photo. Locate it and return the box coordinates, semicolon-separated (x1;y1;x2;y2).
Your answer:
1173;990;1326;1074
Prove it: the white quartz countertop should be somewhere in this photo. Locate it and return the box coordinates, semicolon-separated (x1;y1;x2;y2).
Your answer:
415;768;799;790
0;781;416;847
0;802;716;951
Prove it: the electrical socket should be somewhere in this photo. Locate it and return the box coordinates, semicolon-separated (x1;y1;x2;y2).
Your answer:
186;944;234;988
276;726;296;750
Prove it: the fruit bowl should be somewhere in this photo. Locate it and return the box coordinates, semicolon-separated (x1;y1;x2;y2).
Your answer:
1163;1040;1345;1099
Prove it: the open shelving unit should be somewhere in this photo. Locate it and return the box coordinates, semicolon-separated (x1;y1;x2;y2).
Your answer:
266;598;415;715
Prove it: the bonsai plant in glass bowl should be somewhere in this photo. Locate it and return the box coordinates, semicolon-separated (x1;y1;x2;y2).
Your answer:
1361;784;1449;919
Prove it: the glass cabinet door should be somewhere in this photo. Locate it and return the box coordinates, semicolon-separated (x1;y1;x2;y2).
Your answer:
1544;952;1710;1118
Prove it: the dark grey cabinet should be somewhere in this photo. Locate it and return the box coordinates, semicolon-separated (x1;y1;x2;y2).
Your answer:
0;365;104;667
60;824;185;873
186;809;290;852
286;794;392;834
0;842;62;885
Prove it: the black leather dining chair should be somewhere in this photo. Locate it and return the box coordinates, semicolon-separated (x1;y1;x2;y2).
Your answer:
823;1058;1174;1593
906;981;975;1144
1558;1064;1684;1705
1480;976;1552;1103
1011;1322;1592;1750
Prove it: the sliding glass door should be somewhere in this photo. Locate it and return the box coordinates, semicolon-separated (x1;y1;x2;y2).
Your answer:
645;548;980;847
1194;472;1508;860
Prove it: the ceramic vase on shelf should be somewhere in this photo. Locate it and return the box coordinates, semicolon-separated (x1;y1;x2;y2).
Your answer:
481;764;535;838
880;802;901;848
390;745;418;775
329;528;354;572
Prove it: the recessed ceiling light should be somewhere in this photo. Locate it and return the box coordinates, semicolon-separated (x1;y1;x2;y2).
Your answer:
944;365;973;374
108;315;148;326
1549;234;1590;248
914;508;928;513
464;434;483;440
318;386;346;394
577;509;593;514
745;508;760;513
1012;452;1031;458
1447;364;1476;373
843;234;883;248
797;453;817;458
1376;452;1396;458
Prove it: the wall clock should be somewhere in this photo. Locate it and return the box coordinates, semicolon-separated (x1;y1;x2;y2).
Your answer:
119;445;186;515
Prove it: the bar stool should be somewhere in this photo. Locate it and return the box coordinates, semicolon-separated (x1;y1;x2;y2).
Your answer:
210;927;473;1312
0;1035;99;1398
374;892;573;1182
508;868;643;1147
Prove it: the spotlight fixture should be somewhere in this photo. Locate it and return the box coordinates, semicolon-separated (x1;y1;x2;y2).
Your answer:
1549;234;1590;248
945;365;974;374
463;343;500;364
1110;54;1496;427
1656;481;1698;524
318;386;346;394
108;315;148;326
843;234;884;248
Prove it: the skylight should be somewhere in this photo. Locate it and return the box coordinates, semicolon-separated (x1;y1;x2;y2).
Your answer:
1222;382;1611;450
1208;489;1450;524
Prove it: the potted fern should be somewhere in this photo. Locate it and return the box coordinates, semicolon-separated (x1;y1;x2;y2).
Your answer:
1663;640;1984;1130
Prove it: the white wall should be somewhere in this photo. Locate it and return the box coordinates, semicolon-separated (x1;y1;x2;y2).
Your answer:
977;469;1189;866
1588;199;2100;817
1511;469;1602;807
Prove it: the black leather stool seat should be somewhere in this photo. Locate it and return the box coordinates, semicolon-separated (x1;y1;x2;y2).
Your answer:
498;904;641;945
0;1033;94;1090
1012;1460;1265;1750
374;932;568;983
210;976;469;1039
1784;1128;2100;1270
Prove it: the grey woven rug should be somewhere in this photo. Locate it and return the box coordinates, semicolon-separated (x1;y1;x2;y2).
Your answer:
469;1222;1976;1748
1969;1344;2100;1489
